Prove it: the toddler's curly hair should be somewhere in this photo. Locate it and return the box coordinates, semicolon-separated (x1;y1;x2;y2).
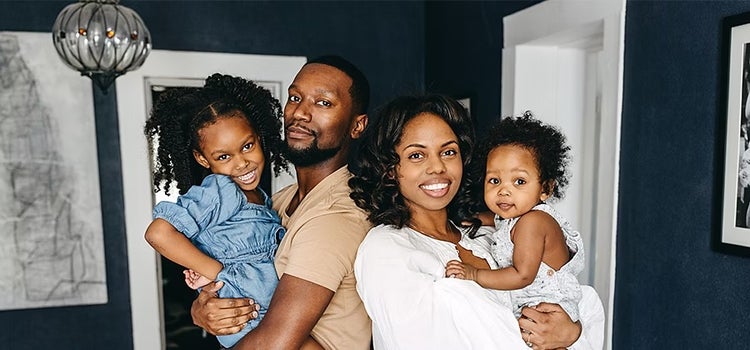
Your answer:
477;111;570;200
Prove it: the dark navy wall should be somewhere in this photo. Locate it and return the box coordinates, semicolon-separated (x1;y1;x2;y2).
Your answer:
424;1;541;137
0;1;424;349
616;1;750;348
8;0;750;349
425;1;750;349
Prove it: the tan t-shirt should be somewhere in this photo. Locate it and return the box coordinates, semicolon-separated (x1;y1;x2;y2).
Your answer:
272;166;372;350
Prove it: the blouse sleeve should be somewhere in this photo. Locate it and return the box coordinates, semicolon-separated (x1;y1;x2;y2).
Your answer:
152;174;244;239
354;227;529;350
567;285;606;350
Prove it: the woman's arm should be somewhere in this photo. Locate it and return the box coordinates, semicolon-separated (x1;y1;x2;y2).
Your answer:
519;304;581;349
355;228;529;349
145;218;223;281
517;286;605;350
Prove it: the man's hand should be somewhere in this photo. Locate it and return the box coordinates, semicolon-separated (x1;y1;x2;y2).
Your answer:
190;281;260;335
518;303;581;350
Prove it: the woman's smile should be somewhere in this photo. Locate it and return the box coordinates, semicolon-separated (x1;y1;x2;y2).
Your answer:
419;179;452;197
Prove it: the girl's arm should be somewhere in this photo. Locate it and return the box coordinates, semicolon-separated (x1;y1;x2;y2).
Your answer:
145;218;223;282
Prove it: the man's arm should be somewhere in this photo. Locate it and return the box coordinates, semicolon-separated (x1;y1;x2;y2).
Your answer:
190;275;334;350
233;274;334;350
191;281;258;336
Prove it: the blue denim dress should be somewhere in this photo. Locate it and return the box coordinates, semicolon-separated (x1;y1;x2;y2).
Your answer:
153;174;285;348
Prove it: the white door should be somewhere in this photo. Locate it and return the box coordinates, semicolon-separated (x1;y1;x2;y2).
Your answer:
116;51;306;349
502;1;625;348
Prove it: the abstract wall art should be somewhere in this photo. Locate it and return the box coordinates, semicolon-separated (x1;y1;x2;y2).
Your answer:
0;31;107;310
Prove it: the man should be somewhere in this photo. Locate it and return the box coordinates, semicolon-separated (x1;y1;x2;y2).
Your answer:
190;55;371;350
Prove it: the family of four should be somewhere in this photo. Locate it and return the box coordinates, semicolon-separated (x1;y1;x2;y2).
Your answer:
143;55;605;350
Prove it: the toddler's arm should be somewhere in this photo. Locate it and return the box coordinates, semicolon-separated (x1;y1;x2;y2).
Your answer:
145;218;223;283
446;211;556;290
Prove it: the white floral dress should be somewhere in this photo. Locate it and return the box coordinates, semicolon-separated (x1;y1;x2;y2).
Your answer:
491;203;585;321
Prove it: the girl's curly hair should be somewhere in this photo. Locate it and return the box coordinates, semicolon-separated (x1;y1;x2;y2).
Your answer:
348;94;481;234
476;111;570;200
144;73;287;195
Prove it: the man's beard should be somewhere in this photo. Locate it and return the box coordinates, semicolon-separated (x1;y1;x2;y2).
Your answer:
284;138;342;167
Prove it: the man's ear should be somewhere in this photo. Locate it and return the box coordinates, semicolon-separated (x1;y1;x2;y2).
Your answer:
193;150;211;169
350;113;368;139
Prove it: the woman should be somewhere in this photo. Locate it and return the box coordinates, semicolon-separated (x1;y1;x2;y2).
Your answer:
349;94;604;349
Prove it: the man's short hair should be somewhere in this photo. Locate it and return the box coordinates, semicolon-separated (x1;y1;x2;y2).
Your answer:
306;55;370;116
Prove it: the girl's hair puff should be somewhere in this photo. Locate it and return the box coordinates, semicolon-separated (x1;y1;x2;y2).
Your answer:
478;111;570;200
144;73;287;195
348;94;481;234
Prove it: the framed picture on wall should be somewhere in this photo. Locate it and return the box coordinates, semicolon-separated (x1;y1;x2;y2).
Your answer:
717;12;750;255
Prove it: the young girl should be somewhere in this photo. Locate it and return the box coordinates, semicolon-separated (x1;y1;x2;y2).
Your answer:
143;73;287;348
445;112;585;323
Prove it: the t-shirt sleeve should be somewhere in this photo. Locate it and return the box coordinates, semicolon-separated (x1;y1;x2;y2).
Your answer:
152;174;244;239
281;211;367;292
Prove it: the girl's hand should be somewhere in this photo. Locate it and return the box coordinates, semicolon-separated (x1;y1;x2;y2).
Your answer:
444;259;478;281
184;269;213;290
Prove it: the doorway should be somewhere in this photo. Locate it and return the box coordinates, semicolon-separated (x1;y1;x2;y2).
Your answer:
501;1;625;348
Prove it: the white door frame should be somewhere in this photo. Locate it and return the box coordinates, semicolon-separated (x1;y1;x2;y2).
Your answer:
116;51;305;349
501;1;625;348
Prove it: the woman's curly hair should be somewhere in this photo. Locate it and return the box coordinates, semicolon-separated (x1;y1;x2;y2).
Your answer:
144;73;287;195
476;111;570;200
349;94;481;233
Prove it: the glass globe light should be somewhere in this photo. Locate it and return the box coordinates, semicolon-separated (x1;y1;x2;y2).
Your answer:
52;0;151;92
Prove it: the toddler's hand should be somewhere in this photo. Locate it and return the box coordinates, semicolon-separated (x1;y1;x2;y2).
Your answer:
445;259;478;281
184;269;213;290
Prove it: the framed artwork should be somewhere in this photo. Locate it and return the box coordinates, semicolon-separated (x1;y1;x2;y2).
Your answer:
115;50;305;349
0;31;107;310
717;12;750;255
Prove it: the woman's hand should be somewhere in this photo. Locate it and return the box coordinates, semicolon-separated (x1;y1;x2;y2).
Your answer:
190;281;260;336
518;303;581;350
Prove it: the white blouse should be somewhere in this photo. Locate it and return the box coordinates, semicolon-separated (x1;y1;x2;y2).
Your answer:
354;224;605;350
